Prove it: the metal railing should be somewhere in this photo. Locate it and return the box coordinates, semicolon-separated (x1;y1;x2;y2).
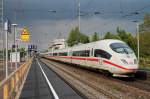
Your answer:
0;58;32;99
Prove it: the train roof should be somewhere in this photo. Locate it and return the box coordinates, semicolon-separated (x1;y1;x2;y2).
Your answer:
50;39;125;52
70;39;124;48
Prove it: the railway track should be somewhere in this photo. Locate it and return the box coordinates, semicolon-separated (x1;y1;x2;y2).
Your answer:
49;63;118;99
41;59;119;99
109;71;150;92
111;77;150;92
41;58;150;99
43;57;150;92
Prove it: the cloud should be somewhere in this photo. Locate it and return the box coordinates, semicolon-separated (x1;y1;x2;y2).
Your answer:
4;0;150;51
29;17;137;50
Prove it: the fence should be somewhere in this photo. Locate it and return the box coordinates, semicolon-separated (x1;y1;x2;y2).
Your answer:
0;58;32;99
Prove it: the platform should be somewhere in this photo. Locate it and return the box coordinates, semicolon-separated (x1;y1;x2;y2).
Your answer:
19;58;83;99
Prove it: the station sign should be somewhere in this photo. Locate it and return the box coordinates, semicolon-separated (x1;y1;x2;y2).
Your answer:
20;28;30;41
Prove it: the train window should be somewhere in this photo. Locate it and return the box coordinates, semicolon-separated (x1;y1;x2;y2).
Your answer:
110;43;133;54
53;53;57;56
72;51;77;56
73;51;80;56
59;52;68;56
85;50;89;57
72;50;90;57
94;49;112;59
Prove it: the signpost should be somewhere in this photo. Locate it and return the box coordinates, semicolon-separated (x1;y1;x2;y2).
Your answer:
20;28;30;41
20;28;30;61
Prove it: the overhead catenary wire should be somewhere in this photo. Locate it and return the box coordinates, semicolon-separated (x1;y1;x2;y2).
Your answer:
122;3;150;18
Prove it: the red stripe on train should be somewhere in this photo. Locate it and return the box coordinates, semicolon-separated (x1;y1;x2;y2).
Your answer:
48;56;137;71
103;60;137;71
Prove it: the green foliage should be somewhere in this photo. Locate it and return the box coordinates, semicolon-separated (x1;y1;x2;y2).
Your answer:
67;27;79;46
140;13;150;32
139;13;150;58
79;33;89;44
117;27;128;41
139;32;150;58
103;32;120;39
91;32;100;42
144;13;150;26
18;48;26;58
126;33;137;55
67;27;89;46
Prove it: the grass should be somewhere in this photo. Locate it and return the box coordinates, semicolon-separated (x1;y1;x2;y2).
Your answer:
139;64;150;71
139;58;150;71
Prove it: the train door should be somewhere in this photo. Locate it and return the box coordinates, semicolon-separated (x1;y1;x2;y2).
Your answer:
69;50;72;63
86;48;98;68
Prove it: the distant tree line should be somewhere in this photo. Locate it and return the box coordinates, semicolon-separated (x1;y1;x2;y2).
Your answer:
0;48;26;60
67;13;150;58
139;13;150;58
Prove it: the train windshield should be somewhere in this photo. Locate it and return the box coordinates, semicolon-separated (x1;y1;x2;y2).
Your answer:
110;43;133;54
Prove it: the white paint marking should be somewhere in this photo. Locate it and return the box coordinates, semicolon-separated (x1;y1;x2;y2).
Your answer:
36;59;59;99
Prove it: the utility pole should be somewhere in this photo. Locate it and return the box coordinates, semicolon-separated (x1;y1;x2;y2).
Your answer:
1;0;4;72
4;20;8;78
136;22;140;66
77;0;80;32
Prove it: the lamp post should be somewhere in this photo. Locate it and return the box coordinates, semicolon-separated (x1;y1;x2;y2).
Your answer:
11;24;18;69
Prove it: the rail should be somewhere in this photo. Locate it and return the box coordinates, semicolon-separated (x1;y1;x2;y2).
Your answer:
0;58;32;99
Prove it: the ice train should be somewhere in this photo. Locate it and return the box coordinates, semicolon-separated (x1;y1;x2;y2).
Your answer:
46;39;138;77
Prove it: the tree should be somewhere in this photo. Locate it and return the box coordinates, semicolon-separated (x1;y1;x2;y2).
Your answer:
103;32;120;39
139;14;150;58
91;32;100;42
139;31;150;58
126;33;137;55
117;27;128;42
18;48;26;58
79;33;89;43
67;28;78;46
67;27;89;46
140;13;150;32
144;13;150;26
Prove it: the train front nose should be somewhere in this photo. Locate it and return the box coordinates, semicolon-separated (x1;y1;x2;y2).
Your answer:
121;58;138;67
119;57;139;73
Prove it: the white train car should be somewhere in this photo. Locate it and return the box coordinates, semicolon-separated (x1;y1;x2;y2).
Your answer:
47;39;139;77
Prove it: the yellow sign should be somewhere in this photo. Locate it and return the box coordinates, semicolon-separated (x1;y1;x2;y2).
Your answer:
20;28;30;41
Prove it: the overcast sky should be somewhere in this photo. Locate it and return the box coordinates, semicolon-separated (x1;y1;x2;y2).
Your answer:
2;0;150;50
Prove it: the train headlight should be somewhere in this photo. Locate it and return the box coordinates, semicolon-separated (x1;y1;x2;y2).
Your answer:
121;59;128;64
